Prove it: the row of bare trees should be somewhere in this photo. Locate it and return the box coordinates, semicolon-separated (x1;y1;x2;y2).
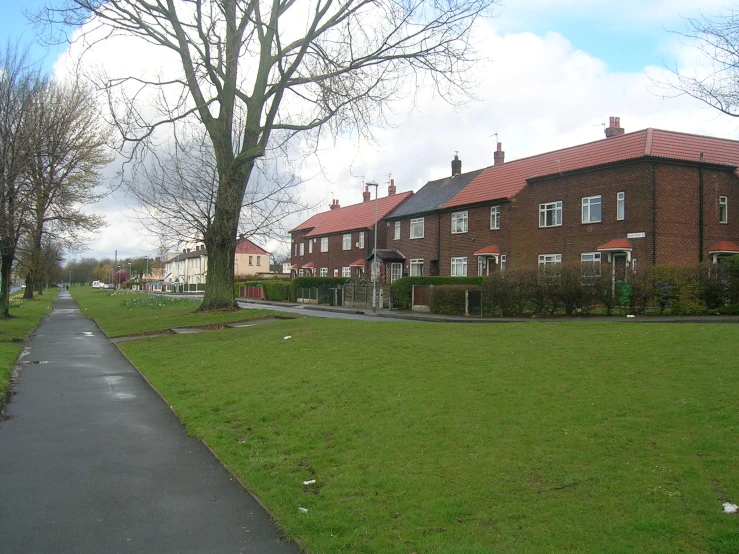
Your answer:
0;43;110;317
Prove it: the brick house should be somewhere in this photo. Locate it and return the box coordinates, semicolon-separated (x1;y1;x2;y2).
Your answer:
385;118;739;283
289;183;412;279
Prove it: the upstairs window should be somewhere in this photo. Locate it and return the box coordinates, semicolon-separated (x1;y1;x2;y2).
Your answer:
342;234;351;250
490;205;500;230
539;201;562;227
719;196;728;224
582;196;602;224
394;221;400;240
410;217;424;239
308;240;313;254
451;211;468;234
320;237;328;252
358;232;365;249
617;192;625;221
299;243;305;256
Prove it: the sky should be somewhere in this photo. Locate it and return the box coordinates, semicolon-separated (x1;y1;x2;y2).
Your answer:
1;0;738;263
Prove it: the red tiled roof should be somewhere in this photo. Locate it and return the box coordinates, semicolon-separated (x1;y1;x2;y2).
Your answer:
597;239;633;251
290;264;298;269
473;245;500;256
349;258;366;267
444;129;739;208
291;191;413;236
709;240;739;253
235;237;269;255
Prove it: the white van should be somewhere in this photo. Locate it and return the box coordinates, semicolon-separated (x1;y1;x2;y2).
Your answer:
91;281;103;288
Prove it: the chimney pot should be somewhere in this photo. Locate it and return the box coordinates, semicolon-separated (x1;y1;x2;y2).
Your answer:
388;178;396;196
363;186;371;202
605;116;625;138
494;143;505;166
329;199;341;210
451;154;462;176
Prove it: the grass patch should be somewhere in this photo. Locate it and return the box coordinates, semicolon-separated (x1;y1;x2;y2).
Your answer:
118;318;739;553
70;286;276;337
0;288;58;406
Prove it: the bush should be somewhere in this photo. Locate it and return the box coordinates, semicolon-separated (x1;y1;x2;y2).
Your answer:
429;285;481;316
482;271;530;316
390;276;484;310
289;277;349;301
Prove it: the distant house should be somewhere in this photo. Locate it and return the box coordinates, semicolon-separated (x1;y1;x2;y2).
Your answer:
163;237;271;284
289;181;413;280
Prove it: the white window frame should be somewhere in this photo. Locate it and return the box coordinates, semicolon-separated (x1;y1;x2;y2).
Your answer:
299;243;305;256
500;254;507;273
410;217;425;239
299;269;304;277
342;267;351;277
451;211;468;234
390;262;403;282
617;192;625;221
490;206;501;230
294;243;298;256
410;258;424;277
719;196;728;224
308;239;313;254
581;252;602;284
581;196;602;224
394;221;401;240
333;268;339;277
451;257;468;276
320;237;328;252
358;232;365;249
248;255;253;266
342;234;351;250
320;267;328;277
539;201;562;227
538;254;562;281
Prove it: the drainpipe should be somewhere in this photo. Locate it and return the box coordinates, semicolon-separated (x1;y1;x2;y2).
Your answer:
437;213;442;276
699;155;704;263
652;164;657;266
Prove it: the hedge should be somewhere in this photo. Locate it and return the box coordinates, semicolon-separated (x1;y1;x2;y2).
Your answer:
390;276;484;310
430;285;483;316
289;277;349;302
234;280;290;301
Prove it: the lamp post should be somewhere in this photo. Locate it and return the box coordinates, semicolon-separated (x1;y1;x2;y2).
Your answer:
366;181;379;313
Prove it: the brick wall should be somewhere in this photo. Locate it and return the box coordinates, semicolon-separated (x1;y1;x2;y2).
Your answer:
386;214;442;276
291;229;372;276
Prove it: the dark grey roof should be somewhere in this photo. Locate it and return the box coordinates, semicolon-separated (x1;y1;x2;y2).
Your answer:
367;249;406;262
385;169;484;219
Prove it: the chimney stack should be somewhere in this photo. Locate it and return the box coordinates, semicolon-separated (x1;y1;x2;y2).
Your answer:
329;198;340;210
605;116;625;138
451;154;462;176
494;142;505;166
388;179;396;196
363;186;371;202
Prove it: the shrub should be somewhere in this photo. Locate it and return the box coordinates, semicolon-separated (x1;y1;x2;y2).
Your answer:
429;285;481;316
482;271;529;316
390;276;484;310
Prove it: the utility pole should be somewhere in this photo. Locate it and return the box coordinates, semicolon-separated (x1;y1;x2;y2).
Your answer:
366;181;380;313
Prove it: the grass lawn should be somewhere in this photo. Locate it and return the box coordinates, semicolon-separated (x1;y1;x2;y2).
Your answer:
0;288;58;404
114;316;739;554
70;286;276;337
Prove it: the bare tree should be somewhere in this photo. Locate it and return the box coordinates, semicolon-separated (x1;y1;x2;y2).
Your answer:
37;0;497;310
125;123;306;253
21;77;110;299
0;42;41;318
663;7;739;117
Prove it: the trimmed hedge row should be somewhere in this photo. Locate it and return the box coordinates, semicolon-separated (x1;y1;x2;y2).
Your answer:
429;258;739;317
390;276;484;310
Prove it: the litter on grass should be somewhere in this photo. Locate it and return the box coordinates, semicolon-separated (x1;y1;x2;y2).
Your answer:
284;336;292;340
627;315;636;318
723;502;738;514
298;507;308;514
303;479;316;486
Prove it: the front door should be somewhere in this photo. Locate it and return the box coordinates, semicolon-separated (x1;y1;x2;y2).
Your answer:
477;256;497;276
613;254;627;282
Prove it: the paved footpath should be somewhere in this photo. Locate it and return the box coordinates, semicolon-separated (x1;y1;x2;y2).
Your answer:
0;291;301;553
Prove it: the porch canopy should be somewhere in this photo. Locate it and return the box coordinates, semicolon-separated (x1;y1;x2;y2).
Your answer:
366;249;406;263
597;238;633;262
301;262;315;269
473;245;500;258
349;258;366;267
709;240;739;263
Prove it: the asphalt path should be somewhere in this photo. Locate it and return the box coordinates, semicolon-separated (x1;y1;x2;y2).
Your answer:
0;290;301;554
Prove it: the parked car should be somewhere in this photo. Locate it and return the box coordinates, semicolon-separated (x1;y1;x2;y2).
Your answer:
104;283;115;289
91;280;103;288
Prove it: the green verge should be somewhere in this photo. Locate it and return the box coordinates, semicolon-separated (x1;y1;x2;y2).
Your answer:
70;286;276;337
0;288;59;405
118;318;739;554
